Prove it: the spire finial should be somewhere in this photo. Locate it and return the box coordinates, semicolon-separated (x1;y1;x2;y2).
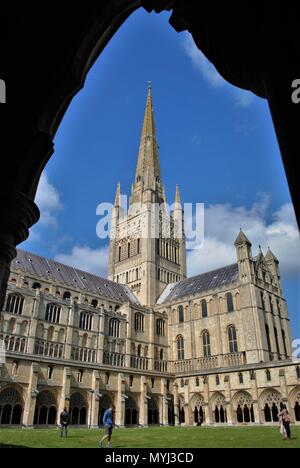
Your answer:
148;81;152;91
114;182;121;207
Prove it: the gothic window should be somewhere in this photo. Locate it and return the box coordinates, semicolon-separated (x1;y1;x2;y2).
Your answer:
134;313;144;333
45;304;61;324
118;246;122;262
195;377;200;387
47;366;54;380
32;282;41;290
201;300;208;318
129;375;134;387
0;388;23;425
177;335;185;361
202;331;211;358
91;299;98;308
109;319;120;338
282;330;288;358
261;292;265;311
160;349;164;361
126;272;129;283
70;393;87;426
266;369;272;382
128;243;131;258
156;239;160;256
33;391;57;426
228;325;238;353
5;294;24;316
239;373;244;384
216;375;220;386
265;324;272;361
274;327;281;359
79;313;93;331
269;296;274;314
156;319;166;337
137;239;141;255
178;305;184;323
226;293;234;313
63;291;71;301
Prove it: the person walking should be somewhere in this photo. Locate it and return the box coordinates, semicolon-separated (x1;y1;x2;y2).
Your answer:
99;407;114;448
60;408;71;438
279;407;292;440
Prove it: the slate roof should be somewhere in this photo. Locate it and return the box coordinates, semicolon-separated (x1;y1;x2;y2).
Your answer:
12;250;139;305
157;263;239;305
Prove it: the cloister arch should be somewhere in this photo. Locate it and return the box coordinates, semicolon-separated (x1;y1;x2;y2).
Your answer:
211;392;227;424
34;390;58;426
232;391;255;424
148;397;159;425
289;387;300;422
70;392;88;426
0;386;24;426
259;389;284;423
125;395;138;426
191;394;205;425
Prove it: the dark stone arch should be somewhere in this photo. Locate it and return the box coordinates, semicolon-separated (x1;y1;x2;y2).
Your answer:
125;395;138;426
70;392;88;426
0;387;23;426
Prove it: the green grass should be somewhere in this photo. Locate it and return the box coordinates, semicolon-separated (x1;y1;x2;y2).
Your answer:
0;426;299;448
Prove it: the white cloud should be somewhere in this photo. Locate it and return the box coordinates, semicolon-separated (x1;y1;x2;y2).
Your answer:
55;245;109;278
183;33;254;108
35;173;62;227
187;198;300;279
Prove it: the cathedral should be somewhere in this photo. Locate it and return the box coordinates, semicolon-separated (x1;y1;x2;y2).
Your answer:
0;85;299;429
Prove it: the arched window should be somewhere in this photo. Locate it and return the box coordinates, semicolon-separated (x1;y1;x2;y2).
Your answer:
79;313;93;331
63;291;71;301
177;335;185;361
128;243;131;258
265;324;272;361
239;373;244;384
118;246;122;262
261;292;265;311
282;330;288;358
274;327;281;359
228;325;238;353
0;388;23;425
137;239;141;255
226;293;234;313
202;331;211;358
91;299;98;308
266;369;272;382
178;306;184;323
109;319;120;338
32;283;42;290
134;313;144;333
45;304;61;324
156;319;166;337
5;294;24;315
201;300;208;318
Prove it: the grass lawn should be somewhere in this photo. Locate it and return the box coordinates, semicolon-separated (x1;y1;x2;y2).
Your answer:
0;426;299;448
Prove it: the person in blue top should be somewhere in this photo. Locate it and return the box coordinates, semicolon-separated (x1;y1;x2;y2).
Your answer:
99;407;114;448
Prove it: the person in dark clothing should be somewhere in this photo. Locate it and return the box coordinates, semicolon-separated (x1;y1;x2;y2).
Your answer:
99;407;113;448
60;408;71;438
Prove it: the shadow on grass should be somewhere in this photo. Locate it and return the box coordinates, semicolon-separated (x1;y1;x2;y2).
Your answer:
0;444;29;448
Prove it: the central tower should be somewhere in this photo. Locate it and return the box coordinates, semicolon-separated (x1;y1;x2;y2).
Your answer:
108;84;187;306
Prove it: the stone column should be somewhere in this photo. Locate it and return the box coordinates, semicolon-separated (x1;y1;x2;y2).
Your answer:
250;373;261;424
0;192;40;314
65;300;75;360
148;309;155;371
279;369;289;410
159;378;168;426
139;375;148;427
184;379;191;426
203;377;211;425
97;311;105;364
115;373;126;427
173;382;180;426
27;291;41;354
224;375;233;425
58;367;72;421
23;362;40;427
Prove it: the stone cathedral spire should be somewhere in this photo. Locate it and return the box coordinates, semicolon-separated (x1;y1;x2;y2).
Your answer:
108;84;187;306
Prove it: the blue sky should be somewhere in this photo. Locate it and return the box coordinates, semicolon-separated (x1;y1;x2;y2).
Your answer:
22;9;299;338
